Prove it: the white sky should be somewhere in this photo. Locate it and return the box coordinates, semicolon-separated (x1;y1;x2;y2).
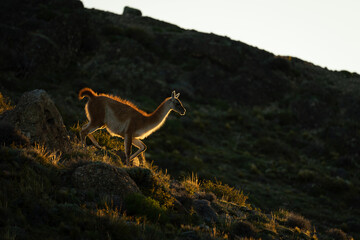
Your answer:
81;0;360;74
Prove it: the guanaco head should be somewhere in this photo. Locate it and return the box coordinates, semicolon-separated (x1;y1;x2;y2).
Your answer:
170;91;186;115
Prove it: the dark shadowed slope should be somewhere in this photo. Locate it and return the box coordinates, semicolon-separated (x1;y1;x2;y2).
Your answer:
1;0;360;239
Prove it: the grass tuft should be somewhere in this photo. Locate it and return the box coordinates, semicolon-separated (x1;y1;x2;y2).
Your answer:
201;179;248;206
284;211;312;232
0;92;14;114
182;172;200;195
30;144;63;167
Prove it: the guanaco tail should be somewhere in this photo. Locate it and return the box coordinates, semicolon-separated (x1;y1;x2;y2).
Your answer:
78;88;186;165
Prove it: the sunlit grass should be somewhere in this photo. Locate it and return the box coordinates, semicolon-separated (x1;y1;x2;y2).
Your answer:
147;162;171;189
264;212;277;234
201;179;248;207
30;143;62;167
0;92;14;114
182;172;200;195
96;202;121;223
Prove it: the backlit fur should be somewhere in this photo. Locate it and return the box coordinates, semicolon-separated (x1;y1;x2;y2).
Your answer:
79;88;186;165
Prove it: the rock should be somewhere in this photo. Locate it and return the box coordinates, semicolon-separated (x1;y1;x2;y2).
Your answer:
123;6;142;17
72;162;141;203
0;90;70;151
0;121;30;146
193;199;218;223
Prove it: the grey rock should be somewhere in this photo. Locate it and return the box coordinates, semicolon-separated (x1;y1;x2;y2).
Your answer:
72;162;141;203
0;89;70;151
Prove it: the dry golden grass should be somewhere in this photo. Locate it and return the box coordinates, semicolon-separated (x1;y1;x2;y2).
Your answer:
182;172;200;195
0;92;14;114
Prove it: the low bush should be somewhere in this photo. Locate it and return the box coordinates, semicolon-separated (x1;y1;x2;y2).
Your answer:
201;180;247;206
127;167;175;209
327;228;349;240
285;212;312;231
124;193;168;223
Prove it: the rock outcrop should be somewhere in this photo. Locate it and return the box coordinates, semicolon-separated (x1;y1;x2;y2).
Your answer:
0;89;70;150
123;6;142;17
0;89;70;151
72;162;141;203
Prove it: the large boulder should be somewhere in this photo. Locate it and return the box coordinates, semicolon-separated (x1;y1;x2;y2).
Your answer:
72;162;141;203
0;89;70;151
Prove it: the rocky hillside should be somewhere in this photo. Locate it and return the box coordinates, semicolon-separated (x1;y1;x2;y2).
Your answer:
1;0;360;239
0;89;342;240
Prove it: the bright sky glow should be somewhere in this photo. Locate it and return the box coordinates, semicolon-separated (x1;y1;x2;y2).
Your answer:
81;0;360;74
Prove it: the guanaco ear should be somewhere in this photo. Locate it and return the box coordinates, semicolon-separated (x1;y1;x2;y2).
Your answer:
175;93;180;98
171;91;176;98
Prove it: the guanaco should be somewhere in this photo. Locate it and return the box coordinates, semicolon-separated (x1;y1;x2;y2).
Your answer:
78;88;186;165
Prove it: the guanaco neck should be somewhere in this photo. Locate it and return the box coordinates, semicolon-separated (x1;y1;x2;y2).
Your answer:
145;98;172;129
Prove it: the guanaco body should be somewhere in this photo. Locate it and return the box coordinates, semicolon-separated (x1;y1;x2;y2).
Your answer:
78;88;186;165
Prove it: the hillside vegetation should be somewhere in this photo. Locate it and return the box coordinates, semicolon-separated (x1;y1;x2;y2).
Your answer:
1;0;360;239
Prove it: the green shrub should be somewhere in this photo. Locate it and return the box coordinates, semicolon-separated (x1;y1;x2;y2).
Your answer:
127;167;175;209
126;167;155;190
124;193;168;223
201;180;248;206
285;212;311;231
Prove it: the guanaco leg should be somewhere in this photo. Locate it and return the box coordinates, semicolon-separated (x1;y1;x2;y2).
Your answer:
124;133;132;166
87;134;103;149
80;122;103;149
131;138;147;166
